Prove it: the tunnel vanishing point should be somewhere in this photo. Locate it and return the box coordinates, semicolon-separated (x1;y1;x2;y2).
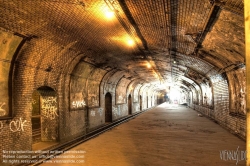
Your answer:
0;0;250;165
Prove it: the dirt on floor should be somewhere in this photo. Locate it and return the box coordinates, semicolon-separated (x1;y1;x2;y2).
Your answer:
41;103;246;166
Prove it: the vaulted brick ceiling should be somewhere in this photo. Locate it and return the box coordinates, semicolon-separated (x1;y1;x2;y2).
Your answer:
0;0;245;91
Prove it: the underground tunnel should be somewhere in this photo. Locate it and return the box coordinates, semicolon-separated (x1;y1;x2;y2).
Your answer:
0;0;249;165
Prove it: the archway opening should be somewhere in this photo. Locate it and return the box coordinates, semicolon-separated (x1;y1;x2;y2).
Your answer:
147;96;149;108
140;95;142;111
128;94;132;115
31;86;58;150
105;92;112;122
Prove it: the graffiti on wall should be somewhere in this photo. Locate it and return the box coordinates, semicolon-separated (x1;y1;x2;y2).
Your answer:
41;96;58;120
0;117;28;133
72;100;86;108
9;118;28;132
90;110;95;117
0;102;6;116
98;108;103;116
89;108;103;117
70;92;86;110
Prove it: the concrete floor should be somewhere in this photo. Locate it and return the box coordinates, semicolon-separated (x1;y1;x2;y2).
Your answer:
32;141;58;151
41;103;246;166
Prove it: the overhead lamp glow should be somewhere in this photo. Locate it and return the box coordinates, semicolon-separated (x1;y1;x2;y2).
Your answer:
147;63;151;68
105;11;114;19
127;39;135;46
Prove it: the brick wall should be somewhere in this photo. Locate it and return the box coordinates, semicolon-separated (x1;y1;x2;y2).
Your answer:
190;72;246;139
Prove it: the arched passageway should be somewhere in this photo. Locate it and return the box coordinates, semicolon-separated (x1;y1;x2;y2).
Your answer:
128;94;132;115
140;95;142;111
105;92;112;122
31;86;58;148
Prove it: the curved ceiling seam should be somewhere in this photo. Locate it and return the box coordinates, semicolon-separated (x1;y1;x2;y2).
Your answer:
100;69;120;95
173;54;228;87
139;84;151;95
13;39;84;80
174;82;190;92
126;78;143;94
103;71;128;94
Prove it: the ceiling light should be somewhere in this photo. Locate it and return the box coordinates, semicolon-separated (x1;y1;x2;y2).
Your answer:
105;10;115;19
127;39;135;46
147;63;151;68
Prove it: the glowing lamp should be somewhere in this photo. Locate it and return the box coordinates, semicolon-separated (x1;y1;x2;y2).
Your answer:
127;39;135;46
105;11;115;19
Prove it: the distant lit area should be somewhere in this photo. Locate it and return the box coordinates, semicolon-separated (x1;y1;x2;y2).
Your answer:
166;87;187;105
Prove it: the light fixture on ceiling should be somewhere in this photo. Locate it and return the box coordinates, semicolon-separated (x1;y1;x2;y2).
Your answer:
127;39;135;46
105;10;115;20
147;62;151;68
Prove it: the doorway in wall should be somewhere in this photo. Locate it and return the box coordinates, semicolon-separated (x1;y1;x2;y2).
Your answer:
31;86;58;150
128;94;132;115
140;95;142;111
105;92;112;122
32;90;41;144
147;96;149;108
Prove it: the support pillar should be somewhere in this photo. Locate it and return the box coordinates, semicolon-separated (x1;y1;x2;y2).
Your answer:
245;1;250;165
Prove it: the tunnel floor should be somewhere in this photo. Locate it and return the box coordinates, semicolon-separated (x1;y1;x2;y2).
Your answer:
41;103;246;166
